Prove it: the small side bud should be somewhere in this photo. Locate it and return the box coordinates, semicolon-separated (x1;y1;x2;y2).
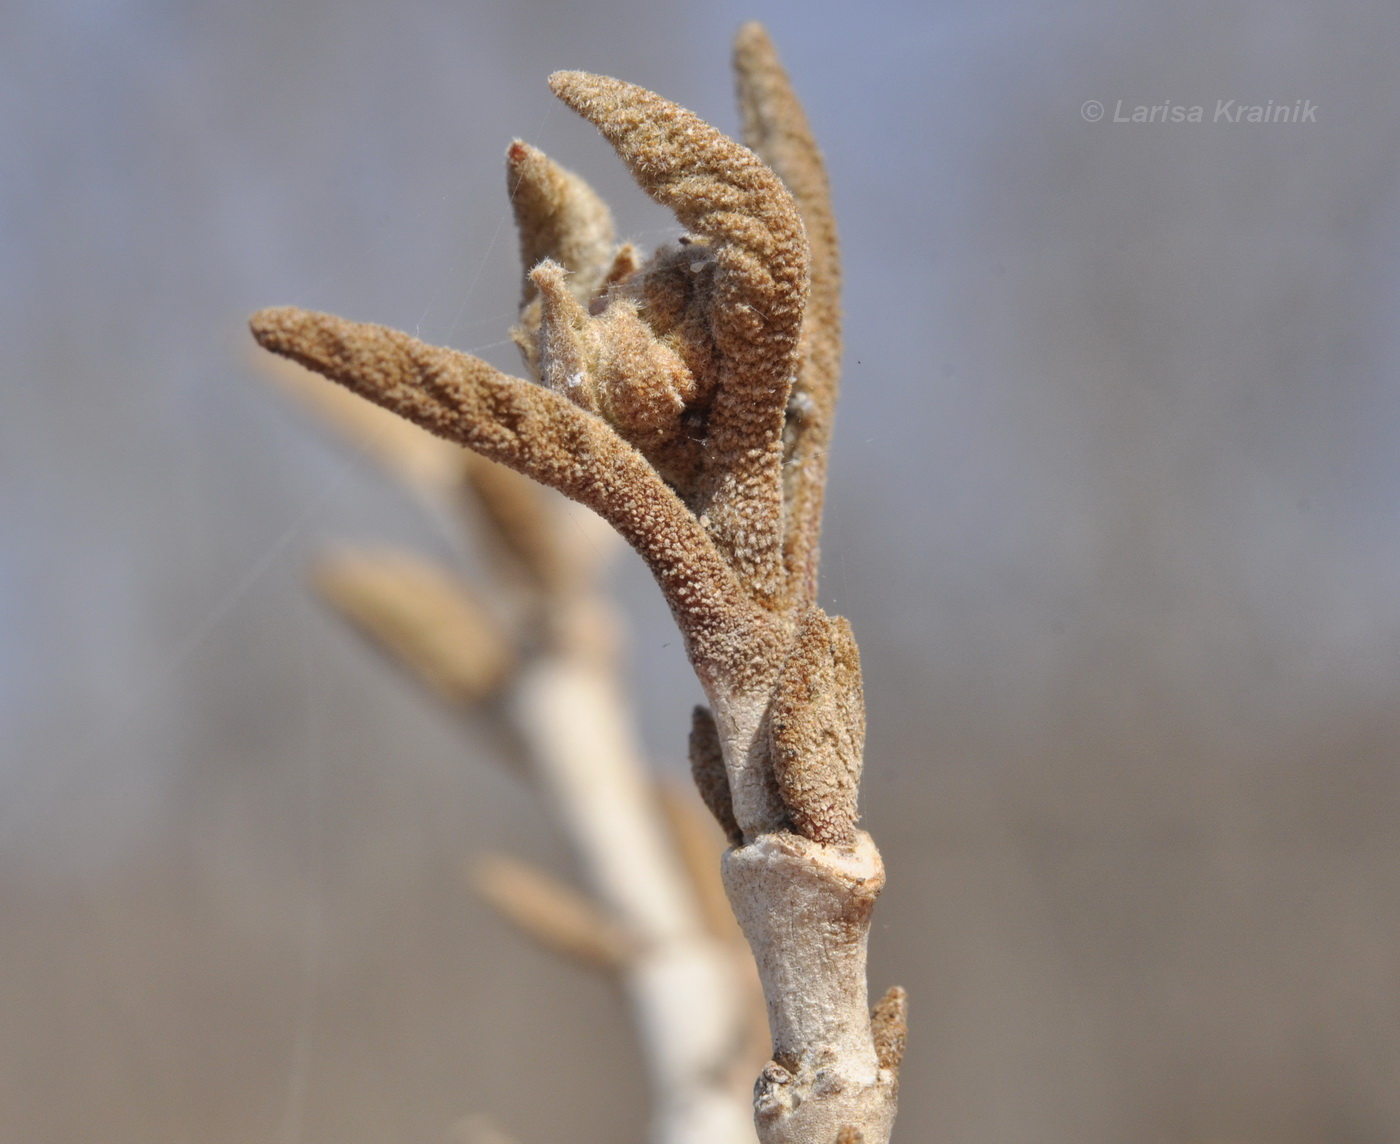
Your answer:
531;259;602;413
689;705;742;845
768;608;865;845
870;985;908;1074
591;299;696;435
754;1060;796;1120
470;854;639;970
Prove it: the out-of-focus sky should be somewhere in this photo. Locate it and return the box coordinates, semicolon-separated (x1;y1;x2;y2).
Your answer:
4;1;1400;1141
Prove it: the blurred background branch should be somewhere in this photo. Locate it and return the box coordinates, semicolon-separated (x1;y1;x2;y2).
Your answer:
266;345;764;1143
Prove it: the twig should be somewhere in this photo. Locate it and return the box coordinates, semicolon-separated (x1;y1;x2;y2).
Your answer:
252;24;902;1144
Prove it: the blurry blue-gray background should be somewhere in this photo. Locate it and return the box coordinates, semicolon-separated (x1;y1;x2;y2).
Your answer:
4;0;1400;1141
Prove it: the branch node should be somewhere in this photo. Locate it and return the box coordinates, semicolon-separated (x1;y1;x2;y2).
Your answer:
690;705;743;845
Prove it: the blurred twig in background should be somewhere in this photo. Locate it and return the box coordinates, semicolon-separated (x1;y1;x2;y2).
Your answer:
260;345;765;1144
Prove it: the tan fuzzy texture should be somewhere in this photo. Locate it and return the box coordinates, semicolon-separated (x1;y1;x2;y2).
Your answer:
734;23;843;608
689;705;743;846
627;239;720;395
869;986;908;1074
530;258;704;491
590;297;696;436
549;70;809;608
768;608;865;845
505;143;615;382
530;258;606;414
248;307;781;689
506;139;616;308
311;547;514;704
470;854;638;970
593;237;721;497
250;33;904;1142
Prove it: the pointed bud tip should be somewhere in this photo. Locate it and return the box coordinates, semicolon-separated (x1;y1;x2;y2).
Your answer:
547;69;589;94
734;21;771;51
548;70;619;114
249;306;305;352
528;259;570;295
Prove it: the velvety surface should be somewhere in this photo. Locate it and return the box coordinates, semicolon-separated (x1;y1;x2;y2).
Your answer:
4;1;1400;1141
